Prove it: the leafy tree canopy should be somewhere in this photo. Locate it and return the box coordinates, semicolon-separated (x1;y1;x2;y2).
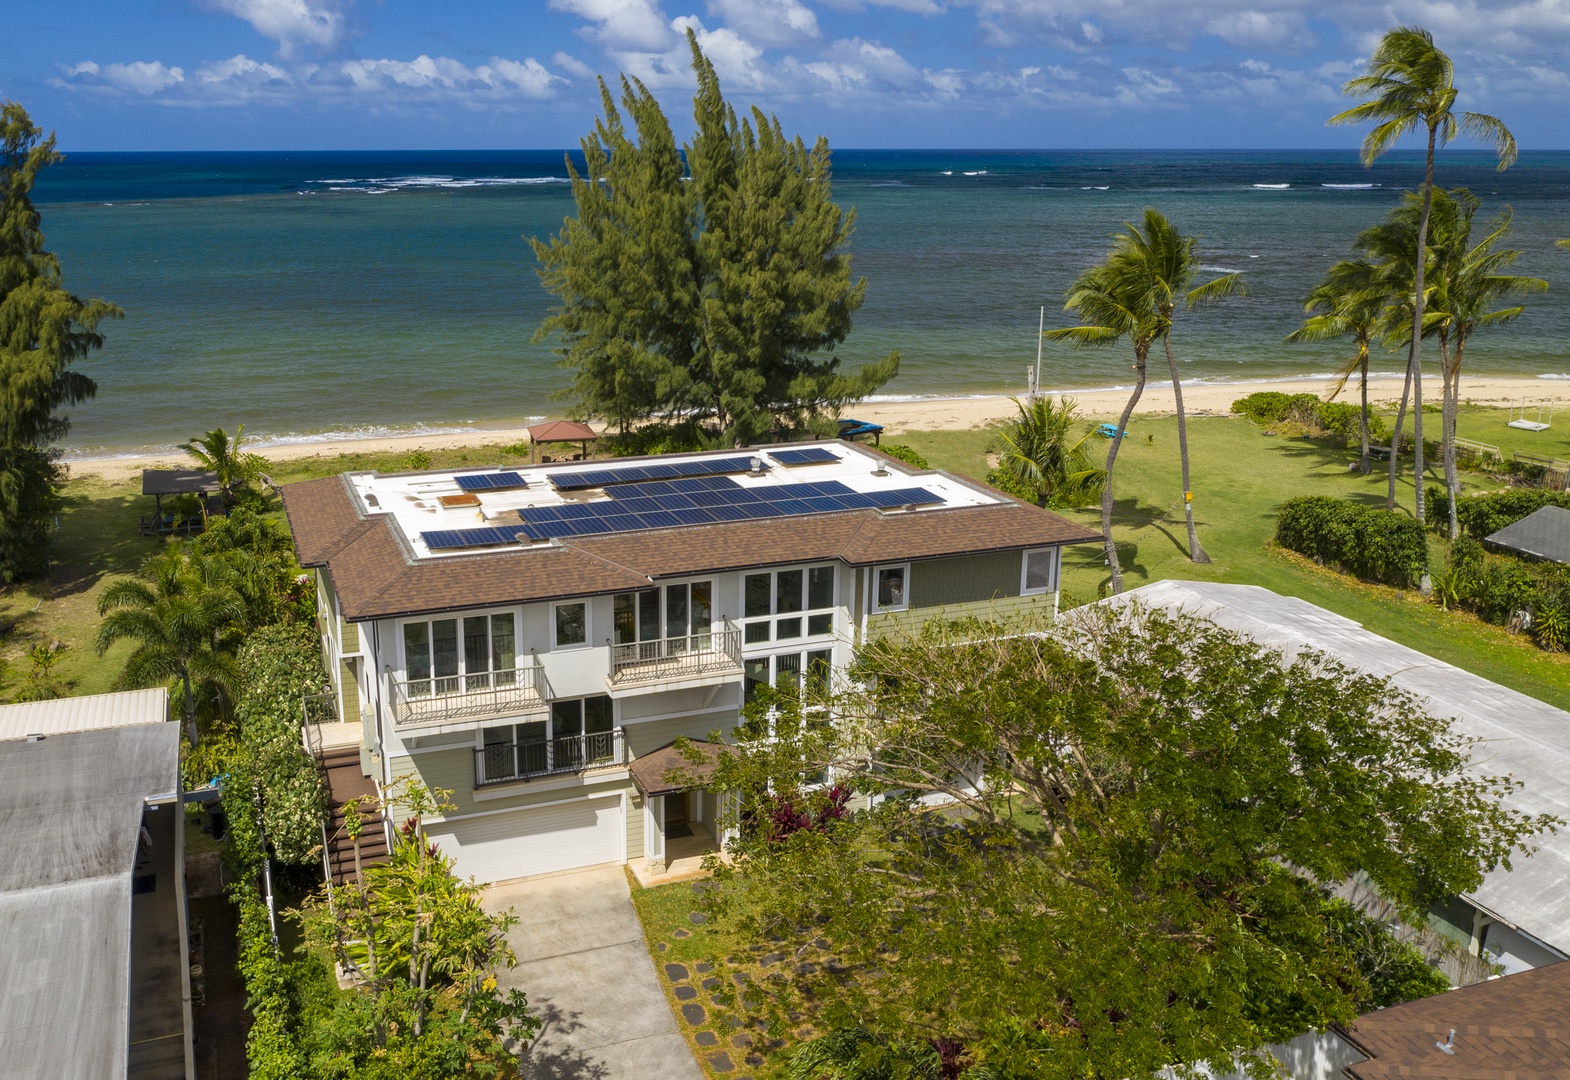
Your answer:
698;605;1552;1079
0;102;120;580
532;32;897;445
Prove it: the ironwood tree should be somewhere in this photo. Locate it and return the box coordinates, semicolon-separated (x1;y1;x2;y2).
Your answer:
0;102;119;580
694;605;1553;1079
532;33;898;445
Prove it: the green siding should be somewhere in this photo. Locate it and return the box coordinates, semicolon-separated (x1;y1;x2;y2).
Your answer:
626;794;645;860
390;750;633;821
341;618;360;654
338;659;361;725
867;592;1053;638
910;552;1023;609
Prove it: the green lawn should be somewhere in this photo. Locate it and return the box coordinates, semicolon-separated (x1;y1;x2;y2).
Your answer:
897;411;1570;712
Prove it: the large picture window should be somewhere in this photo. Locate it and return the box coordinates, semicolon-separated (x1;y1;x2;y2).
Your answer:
403;611;516;697
743;565;835;645
613;581;713;646
744;648;835;704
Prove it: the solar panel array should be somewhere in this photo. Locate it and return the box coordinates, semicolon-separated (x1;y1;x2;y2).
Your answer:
771;447;840;466
550;455;759;491
454;471;528;492
514;475;943;541
421;526;527;550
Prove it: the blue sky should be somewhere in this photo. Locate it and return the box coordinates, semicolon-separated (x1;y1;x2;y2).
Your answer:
6;0;1568;151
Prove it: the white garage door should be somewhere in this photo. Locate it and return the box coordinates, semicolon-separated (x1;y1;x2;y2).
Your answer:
427;795;622;884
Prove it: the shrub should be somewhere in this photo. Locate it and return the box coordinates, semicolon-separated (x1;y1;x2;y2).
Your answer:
1276;496;1428;587
878;443;929;470
1231;392;1386;448
987;468;1039;503
403;449;432;471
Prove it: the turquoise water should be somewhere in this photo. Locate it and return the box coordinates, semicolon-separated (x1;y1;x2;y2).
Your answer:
33;149;1570;454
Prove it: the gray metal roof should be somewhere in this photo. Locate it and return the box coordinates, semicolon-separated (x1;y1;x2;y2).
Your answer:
141;468;219;496
0;686;167;741
1106;581;1570;957
0;723;181;1079
1485;504;1570;564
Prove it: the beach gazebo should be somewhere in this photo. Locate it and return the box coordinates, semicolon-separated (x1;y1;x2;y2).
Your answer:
140;469;221;536
525;420;598;463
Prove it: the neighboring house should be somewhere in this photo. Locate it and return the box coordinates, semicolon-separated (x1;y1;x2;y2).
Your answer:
1109;581;1570;975
1484;504;1570;564
283;440;1099;883
0;688;193;1080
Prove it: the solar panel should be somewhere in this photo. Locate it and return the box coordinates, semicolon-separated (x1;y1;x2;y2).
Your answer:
550;455;761;491
422;526;525;550
865;487;944;508
454;471;528;492
772;447;840;466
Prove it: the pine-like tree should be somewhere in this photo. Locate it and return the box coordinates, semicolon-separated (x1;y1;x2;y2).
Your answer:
0;102;120;580
533;34;897;444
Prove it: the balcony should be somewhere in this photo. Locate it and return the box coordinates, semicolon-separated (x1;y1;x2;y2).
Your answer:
607;623;743;695
390;658;551;734
476;728;626;786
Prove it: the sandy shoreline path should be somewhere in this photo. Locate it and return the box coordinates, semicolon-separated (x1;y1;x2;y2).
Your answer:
65;375;1570;486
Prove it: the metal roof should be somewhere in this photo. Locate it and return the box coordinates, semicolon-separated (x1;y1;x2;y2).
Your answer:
141;468;220;496
0;687;168;741
0;722;180;1079
1485;504;1570;564
1106;581;1570;957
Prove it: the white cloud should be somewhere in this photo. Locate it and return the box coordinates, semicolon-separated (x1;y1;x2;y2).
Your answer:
199;0;356;57
337;55;565;98
58;59;186;94
707;0;820;46
1208;10;1312;50
549;0;676;51
552;51;598;79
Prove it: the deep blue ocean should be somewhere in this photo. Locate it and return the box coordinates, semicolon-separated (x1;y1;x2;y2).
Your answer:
31;148;1570;455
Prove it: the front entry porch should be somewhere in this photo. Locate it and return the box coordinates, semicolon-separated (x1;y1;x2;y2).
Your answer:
627;740;730;885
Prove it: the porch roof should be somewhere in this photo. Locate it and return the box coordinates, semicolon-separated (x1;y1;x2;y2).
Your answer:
629;738;729;797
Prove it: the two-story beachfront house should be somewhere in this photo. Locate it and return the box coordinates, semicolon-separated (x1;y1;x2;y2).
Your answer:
283;440;1100;884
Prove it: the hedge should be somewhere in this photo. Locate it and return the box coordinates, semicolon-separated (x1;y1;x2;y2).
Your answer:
1427;488;1570;540
1231;391;1388;448
878;443;930;470
1276;496;1428;587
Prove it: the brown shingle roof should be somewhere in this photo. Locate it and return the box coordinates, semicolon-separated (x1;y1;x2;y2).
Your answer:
1341;962;1570;1080
281;472;1103;622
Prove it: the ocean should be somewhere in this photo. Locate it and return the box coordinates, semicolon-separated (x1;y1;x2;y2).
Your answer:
31;148;1570;456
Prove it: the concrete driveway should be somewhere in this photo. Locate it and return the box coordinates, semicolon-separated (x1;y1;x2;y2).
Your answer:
484;865;702;1080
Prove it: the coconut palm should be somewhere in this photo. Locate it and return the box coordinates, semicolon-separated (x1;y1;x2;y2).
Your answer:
182;424;268;509
1330;25;1517;525
1287;258;1392;475
1047;210;1241;587
1422;191;1546;539
96;548;246;746
992;396;1105;510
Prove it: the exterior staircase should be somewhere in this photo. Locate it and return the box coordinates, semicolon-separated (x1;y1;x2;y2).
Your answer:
317;743;388;886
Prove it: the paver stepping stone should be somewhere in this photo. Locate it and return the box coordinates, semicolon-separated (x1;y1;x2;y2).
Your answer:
695;962;714;973
732;972;749;984
656;942;668;952
702;977;723;991
688;911;708;925
795;962;817;975
674;929;691;938
665;963;690;982
745;1054;764;1067
675;986;698;1001
759;952;784;966
681;1003;707;1026
707;1052;735;1073
812;937;829;949
695;1031;719;1047
730;1034;752;1049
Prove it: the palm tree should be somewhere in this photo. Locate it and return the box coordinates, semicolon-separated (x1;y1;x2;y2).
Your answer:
992;396;1105;510
1287;259;1392;475
1422;191;1546;539
1330;25;1517;525
1047;210;1242;587
182;424;267;509
96;548;246;746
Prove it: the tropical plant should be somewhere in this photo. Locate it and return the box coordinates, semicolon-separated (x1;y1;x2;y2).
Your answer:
533;32;898;444
195;506;314;627
0;102;120;581
991;396;1104;509
1287;258;1392;474
95;548;246;746
182;424;268;509
1047;209;1241;587
1330;25;1517;525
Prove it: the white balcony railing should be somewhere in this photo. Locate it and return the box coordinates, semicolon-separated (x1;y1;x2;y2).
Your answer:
390;657;550;730
608;623;743;689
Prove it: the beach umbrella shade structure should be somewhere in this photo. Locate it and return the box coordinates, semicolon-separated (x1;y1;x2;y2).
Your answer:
525;420;599;463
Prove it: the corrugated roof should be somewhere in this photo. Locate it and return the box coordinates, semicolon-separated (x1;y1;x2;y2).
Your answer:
0;723;180;1079
0;686;168;741
282;471;1103;622
1485;504;1570;564
1106;581;1570;957
1341;961;1570;1078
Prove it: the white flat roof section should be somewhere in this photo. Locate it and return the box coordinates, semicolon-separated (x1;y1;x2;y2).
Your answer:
347;441;1004;560
0;685;168;741
0;722;181;1080
1106;581;1570;958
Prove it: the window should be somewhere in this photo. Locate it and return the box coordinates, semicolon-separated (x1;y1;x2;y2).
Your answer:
554;602;587;648
481;694;615;782
744;648;835;703
1021;548;1057;595
403;611;516;696
743;566;836;644
873;564;908;612
613;581;713;645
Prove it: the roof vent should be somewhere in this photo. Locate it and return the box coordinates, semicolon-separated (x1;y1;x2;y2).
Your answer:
871;462;889;477
365;494;380;508
1435;1030;1456;1056
748;456;765;475
24;733;44;743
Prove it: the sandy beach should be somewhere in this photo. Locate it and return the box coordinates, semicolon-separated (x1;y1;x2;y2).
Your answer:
64;374;1570;487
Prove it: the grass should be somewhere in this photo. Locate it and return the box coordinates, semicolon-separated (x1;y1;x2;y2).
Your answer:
896;409;1570;712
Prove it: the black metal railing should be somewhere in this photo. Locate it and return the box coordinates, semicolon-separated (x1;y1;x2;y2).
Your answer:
475;728;625;786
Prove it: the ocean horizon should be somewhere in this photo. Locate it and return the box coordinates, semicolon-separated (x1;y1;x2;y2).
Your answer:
34;148;1570;455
